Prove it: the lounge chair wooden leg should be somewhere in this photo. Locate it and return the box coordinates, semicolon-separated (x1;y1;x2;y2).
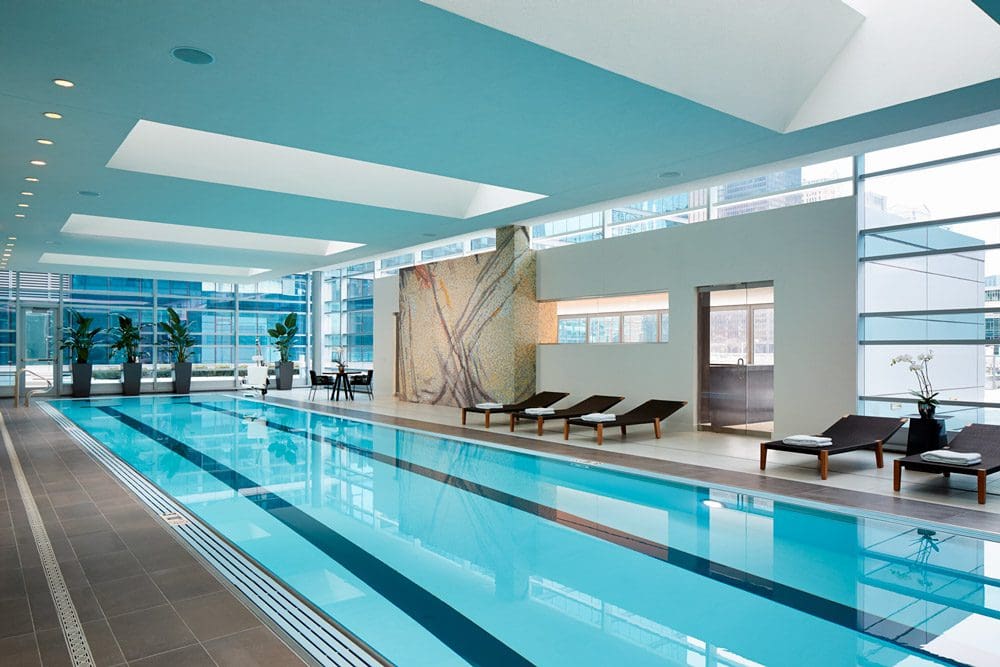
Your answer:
620;425;626;437
461;408;467;425
819;450;829;480
537;417;544;436
893;460;902;492
759;443;767;471
563;420;570;440
596;423;603;446
510;414;516;432
875;441;884;469
943;471;950;477
978;470;987;504
653;418;661;439
484;410;491;429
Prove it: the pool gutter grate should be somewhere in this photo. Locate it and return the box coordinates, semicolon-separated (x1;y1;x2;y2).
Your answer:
39;401;386;667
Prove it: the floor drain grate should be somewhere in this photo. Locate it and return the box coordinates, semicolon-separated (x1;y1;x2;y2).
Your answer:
161;512;189;526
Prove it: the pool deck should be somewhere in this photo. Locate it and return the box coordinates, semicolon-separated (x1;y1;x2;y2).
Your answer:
275;390;1000;534
5;389;1000;666
0;402;311;667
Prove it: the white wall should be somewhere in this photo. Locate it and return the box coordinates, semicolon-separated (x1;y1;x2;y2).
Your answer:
536;197;858;435
372;275;400;398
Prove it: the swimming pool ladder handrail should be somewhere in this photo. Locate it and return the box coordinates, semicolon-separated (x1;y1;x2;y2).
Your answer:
13;368;54;407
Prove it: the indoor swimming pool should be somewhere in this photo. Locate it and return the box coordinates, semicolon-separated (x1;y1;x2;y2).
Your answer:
49;395;1000;667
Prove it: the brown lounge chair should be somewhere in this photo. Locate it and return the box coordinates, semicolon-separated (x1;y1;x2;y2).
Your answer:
564;399;687;445
461;391;569;429
894;423;1000;505
760;415;906;480
510;394;625;435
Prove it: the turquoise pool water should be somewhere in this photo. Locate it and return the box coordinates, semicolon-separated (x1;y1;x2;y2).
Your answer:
50;395;1000;667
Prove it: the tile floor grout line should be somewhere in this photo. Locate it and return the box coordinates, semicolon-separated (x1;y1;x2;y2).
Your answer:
0;410;96;667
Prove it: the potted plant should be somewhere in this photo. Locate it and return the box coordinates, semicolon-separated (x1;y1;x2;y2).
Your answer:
60;311;102;398
268;312;298;390
890;351;939;418
332;345;346;373
109;314;143;396
158;307;196;394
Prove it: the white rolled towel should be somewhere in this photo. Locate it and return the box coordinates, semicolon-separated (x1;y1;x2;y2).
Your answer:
782;435;833;447
475;402;504;410
524;407;556;415
581;413;617;423
920;450;982;465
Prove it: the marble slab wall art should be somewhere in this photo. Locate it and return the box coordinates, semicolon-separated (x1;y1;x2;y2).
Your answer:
398;226;555;407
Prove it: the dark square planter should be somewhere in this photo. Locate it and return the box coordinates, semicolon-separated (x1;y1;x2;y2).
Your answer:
276;361;294;390
121;362;142;396
71;363;93;398
173;362;193;394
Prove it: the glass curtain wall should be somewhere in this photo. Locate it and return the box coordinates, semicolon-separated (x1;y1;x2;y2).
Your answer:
858;124;1000;426
0;271;310;391
530;158;853;249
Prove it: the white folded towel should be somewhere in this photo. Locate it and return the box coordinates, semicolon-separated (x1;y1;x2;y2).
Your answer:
581;413;617;423
475;402;504;410
782;435;833;447
524;407;556;415
920;449;982;465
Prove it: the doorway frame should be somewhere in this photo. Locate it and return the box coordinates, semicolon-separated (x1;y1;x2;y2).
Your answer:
16;300;63;398
696;281;774;438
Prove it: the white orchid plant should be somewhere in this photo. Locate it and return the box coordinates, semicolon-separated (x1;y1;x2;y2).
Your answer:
332;346;346;366
890;351;938;409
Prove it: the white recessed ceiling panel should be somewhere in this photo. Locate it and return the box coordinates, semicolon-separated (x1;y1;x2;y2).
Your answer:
39;253;269;277
424;0;1000;133
107;120;546;218
61;214;364;256
422;0;865;132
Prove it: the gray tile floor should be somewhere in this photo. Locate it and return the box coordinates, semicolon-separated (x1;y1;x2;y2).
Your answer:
0;404;309;667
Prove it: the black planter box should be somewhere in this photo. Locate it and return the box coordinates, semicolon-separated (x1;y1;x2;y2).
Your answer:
71;363;93;398
173;362;193;394
121;362;142;396
276;361;294;390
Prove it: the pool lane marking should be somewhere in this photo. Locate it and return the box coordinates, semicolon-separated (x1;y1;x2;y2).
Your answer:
189;400;972;667
97;406;532;667
0;411;96;667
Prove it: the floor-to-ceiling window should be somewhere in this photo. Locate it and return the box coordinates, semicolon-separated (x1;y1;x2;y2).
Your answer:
858;124;1000;426
0;271;311;393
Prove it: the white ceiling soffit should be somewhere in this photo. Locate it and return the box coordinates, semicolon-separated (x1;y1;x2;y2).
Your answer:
423;0;1000;133
61;214;364;256
108;121;546;218
39;253;269;277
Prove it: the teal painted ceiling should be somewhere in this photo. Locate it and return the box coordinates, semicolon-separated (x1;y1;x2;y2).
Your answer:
1;0;999;279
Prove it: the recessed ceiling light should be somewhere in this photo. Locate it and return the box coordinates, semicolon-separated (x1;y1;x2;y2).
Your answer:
77;190;100;197
8;237;17;240
702;499;725;509
658;171;682;179
43;112;62;119
13;214;25;219
29;160;46;166
171;46;214;65
20;192;33;196
52;78;75;88
36;138;54;145
24;177;39;183
16;203;29;208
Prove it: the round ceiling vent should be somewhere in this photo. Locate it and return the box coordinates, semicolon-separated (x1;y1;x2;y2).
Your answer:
171;47;214;65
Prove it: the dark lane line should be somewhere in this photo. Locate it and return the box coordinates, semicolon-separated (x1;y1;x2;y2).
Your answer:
98;406;533;667
190;400;967;667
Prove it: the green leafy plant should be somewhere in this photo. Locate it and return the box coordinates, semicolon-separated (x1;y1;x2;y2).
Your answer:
60;311;102;364
157;307;195;363
109;314;142;364
268;313;298;363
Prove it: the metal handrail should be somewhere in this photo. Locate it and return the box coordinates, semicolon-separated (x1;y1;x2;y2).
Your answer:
14;367;54;407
